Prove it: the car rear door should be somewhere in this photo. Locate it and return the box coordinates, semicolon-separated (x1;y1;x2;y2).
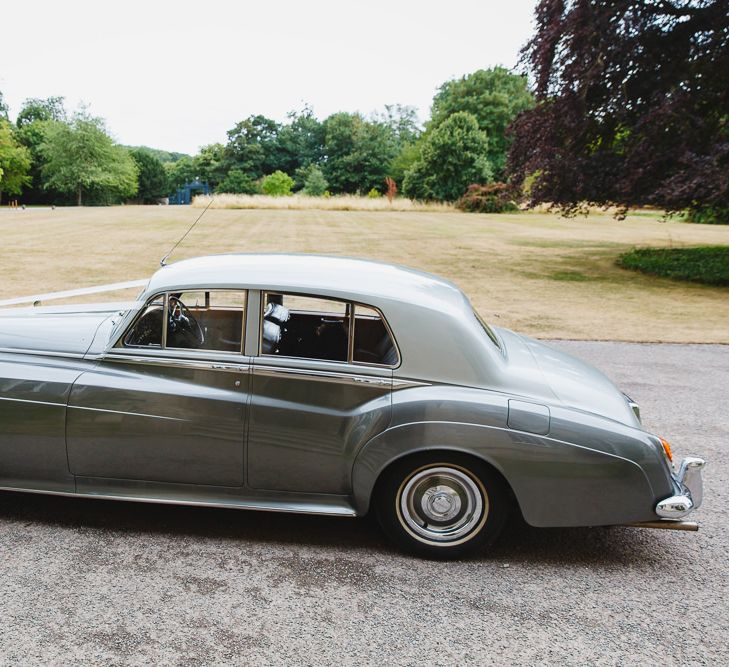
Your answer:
246;292;396;495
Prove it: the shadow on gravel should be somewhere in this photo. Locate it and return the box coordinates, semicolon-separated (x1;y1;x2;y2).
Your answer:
0;490;675;567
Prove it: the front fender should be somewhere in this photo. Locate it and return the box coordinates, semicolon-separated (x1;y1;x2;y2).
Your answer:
351;420;662;527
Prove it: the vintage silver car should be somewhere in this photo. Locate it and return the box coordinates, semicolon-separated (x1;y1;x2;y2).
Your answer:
0;254;706;557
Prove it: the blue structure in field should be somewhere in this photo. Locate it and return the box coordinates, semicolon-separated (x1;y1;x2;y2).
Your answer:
168;180;210;205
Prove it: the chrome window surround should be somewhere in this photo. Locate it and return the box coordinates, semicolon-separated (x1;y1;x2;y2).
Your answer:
259;291;401;369
117;289;248;356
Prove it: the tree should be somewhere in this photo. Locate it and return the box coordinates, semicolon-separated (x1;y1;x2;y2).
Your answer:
16;97;67;127
508;0;729;220
276;106;326;177
41;112;138;205
301;165;328;196
224;115;283;180
261;170;294;196
165;156;196;190
130;148;169;203
125;146;188;163
375;104;421;147
376;105;422;190
403;112;492;201
388;142;421;189
14;99;69;205
430;67;533;178
322;112;398;194
194;143;227;190
14;118;62;205
0;91;9;120
0;120;31;203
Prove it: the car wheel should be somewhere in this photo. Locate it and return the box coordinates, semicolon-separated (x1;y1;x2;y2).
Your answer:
374;454;508;559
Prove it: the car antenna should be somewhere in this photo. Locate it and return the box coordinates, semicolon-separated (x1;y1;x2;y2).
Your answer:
159;196;215;267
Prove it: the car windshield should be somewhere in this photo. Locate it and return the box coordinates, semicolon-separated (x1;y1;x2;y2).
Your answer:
473;309;501;350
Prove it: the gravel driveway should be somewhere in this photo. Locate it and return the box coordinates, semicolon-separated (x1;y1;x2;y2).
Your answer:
0;341;726;666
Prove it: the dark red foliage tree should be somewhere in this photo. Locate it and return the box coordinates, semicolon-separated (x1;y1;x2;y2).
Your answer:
508;0;729;220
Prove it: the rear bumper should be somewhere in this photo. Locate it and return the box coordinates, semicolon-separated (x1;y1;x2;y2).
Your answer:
655;457;706;519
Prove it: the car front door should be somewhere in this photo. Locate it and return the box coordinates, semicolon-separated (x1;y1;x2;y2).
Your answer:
66;289;250;487
246;292;397;495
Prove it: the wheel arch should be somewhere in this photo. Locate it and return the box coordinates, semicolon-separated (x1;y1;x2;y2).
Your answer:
350;422;519;517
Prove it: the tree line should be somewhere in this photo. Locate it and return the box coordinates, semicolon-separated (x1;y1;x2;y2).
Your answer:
0;67;533;206
1;0;726;221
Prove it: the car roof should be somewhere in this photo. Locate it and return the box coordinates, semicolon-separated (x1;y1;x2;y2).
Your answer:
145;253;468;313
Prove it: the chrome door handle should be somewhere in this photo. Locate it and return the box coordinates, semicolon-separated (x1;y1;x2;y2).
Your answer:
212;363;247;372
353;377;389;386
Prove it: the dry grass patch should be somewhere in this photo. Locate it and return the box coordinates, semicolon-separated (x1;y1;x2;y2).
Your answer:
193;193;455;212
1;206;728;343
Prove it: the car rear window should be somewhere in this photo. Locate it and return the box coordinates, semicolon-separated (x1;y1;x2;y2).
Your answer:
474;309;501;349
353;305;398;366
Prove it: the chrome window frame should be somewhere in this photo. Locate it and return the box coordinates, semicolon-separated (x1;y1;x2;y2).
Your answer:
258;291;401;369
116;289;249;356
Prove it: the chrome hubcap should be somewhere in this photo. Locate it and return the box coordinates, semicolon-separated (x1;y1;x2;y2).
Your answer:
422;485;462;521
398;466;486;545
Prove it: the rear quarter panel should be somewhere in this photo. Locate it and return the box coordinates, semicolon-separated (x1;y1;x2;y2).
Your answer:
351;385;673;527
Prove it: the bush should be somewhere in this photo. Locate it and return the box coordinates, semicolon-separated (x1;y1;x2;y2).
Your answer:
261;170;294;196
216;169;259;194
616;246;729;286
301;166;328;196
684;205;729;225
456;182;519;213
367;188;380;198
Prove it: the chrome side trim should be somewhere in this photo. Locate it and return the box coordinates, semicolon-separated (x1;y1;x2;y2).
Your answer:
254;364;391;386
68;405;189;422
103;352;248;373
0;485;358;517
0;347;86;360
0;395;66;408
392;378;432;389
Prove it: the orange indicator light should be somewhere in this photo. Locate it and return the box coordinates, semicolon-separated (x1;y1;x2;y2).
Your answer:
660;437;673;462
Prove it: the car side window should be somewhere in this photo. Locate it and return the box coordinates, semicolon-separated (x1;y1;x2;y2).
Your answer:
261;293;398;367
262;293;350;362
123;297;164;347
122;290;247;353
353;305;398;366
166;290;247;352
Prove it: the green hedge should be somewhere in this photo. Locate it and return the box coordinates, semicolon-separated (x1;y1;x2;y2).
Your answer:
616;246;729;286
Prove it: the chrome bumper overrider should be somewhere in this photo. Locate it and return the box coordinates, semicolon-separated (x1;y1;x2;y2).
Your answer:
655;457;706;519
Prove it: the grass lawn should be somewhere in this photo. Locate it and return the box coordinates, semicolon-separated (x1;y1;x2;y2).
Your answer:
1;205;728;343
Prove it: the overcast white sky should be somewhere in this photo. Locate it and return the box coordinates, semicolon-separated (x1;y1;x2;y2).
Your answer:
0;0;537;154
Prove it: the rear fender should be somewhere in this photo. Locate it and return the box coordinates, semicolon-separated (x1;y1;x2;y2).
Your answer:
351;420;659;527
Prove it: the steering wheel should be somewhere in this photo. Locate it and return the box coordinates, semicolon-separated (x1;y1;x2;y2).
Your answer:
167;296;205;348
